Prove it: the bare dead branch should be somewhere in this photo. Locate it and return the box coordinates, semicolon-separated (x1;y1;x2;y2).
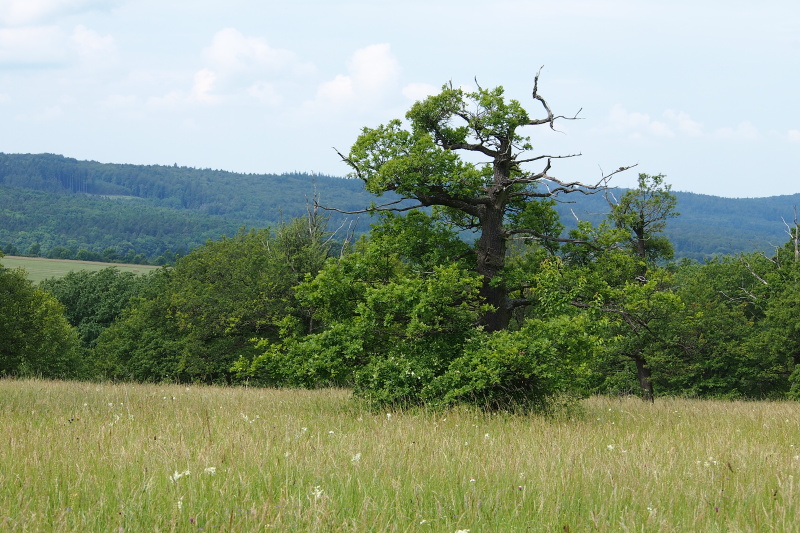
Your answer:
333;147;363;180
514;152;582;165
782;206;799;262
506;228;602;249
315;197;423;215
509;164;637;198
529;66;583;130
739;256;769;286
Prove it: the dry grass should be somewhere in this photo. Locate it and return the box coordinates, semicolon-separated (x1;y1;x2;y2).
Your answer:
2;379;799;532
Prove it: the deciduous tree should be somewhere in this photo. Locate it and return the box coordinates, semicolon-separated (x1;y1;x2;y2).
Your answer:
0;253;81;378
335;70;632;332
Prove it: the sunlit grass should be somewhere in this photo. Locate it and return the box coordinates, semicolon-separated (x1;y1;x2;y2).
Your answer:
2;379;799;532
0;256;159;283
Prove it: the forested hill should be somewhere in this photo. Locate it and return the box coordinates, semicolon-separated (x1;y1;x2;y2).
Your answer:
0;152;380;263
0;152;797;263
556;188;800;261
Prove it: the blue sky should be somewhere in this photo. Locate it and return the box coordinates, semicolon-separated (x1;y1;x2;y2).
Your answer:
1;0;798;197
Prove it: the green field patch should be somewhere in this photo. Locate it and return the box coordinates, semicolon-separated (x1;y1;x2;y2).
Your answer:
1;255;160;283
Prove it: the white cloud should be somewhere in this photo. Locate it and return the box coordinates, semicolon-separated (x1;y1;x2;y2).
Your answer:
606;104;674;138
347;43;400;97
663;109;703;137
788;130;800;143
71;24;117;68
606;106;763;143
0;93;10;103
0;0;120;26
189;68;219;104
100;93;138;108
308;43;401;112
146;90;185;109
316;74;355;105
402;82;438;102
713;121;761;141
203;28;306;75
145;69;222;109
33;104;64;122
198;28;314;104
0;26;66;65
247;81;282;106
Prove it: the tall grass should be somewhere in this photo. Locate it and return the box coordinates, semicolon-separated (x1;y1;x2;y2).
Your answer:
2;379;799;532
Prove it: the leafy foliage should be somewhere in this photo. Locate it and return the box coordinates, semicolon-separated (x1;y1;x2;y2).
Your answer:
39;267;152;349
95;216;334;383
0;254;81;378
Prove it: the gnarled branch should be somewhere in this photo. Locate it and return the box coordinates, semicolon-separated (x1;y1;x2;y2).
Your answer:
529;66;583;130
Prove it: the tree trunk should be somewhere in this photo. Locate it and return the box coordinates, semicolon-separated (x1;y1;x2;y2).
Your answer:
475;204;511;332
632;353;654;402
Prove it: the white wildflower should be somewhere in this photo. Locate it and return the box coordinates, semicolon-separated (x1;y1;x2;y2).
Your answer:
311;485;324;500
169;469;191;482
607;444;615;451
203;466;216;475
177;498;183;511
351;453;362;463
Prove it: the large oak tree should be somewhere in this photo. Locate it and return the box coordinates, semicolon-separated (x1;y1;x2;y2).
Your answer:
337;70;632;331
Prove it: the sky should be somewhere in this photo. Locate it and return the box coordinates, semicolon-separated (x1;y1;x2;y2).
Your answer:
0;0;798;198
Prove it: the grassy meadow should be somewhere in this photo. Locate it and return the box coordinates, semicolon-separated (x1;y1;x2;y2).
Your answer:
2;380;800;532
0;256;160;283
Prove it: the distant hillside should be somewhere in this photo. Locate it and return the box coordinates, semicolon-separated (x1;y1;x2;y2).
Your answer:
555;189;799;262
1;152;797;262
0;153;382;262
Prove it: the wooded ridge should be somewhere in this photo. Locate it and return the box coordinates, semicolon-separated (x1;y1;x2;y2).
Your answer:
0;152;796;263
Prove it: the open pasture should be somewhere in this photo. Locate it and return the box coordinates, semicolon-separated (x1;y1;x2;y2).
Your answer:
1;379;799;532
0;256;160;283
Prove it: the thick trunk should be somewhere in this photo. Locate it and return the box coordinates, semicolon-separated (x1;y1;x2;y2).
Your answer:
476;207;510;331
475;159;512;332
632;354;654;402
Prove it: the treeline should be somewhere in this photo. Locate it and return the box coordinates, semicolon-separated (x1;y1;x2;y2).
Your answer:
3;190;799;408
0;152;378;263
3;76;800;410
2;153;799;265
0;186;238;264
555;188;799;262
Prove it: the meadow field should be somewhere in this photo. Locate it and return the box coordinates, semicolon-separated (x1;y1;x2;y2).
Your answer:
2;379;799;532
0;256;160;283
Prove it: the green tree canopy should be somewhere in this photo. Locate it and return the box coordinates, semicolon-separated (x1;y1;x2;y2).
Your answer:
337;70;633;332
0;255;81;378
